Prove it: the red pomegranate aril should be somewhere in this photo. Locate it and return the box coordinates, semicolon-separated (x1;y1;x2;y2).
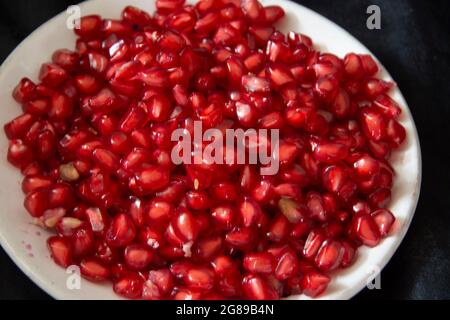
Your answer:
22;175;53;194
145;94;172;122
243;253;276;274
106;213;136;248
80;258;110;282
4;113;36;140
374;94;401;118
85;51;109;76
303;229;325;259
102;19;133;37
344;53;364;79
312;140;349;164
211;206;236;230
24;99;50;115
92;148;120;171
183;266;215;290
266;214;290;242
171;209;198;244
315;75;339;102
142;280;164;300
13;78;36;103
301;271;330;297
148;269;174;296
114;274;144;299
193;236;223;261
146;199;173;224
122;6;152;26
363;78;393;98
185;191;210;210
75;15;102;39
239;197;263;228
3;0;407;300
134;166;170;195
360;107;386;141
322;165;347;194
360;54;379;76
315;239;344;271
386;119;406;148
195;12;219;34
263;5;285;24
225;227;256;251
48;183;75;210
39;63;68;87
353;154;380;179
371;209;396;236
351;214;381;247
172;287;203;300
124;244;154;271
49;93;73;120
368;188;391;209
275;249;298;281
24;188;49;218
47;236;73;268
52;49;79;71
340;241;356;268
72;227;95;257
242;274;278;300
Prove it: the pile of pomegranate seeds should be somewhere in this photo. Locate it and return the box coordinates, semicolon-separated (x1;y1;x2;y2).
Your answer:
4;0;406;300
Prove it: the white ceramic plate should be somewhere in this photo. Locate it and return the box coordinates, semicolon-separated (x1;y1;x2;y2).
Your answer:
0;0;421;300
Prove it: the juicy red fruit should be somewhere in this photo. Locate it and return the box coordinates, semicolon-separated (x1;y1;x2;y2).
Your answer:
4;0;407;301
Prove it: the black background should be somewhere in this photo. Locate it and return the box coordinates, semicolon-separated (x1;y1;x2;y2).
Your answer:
0;0;449;300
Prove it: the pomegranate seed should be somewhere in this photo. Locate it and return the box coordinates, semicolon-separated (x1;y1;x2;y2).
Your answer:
184;266;215;290
275;249;299;280
360;54;379;76
4;113;36;140
225;227;256;251
3;0;406;300
122;6;152;26
80;258;110;282
124;244;154;270
301;271;330;297
242;274;278;300
114;274;144;299
75;15;102;38
351;214;381;247
371;209;396;236
303;230;325;259
193;236;223;261
315;239;344;271
312;140;349;164
148;269;174;295
263;6;285;24
341;241;356;267
243;253;276;274
133;166;170;195
106;213;136;248
13;78;36;103
8;139;33;169
47;236;73;268
386;119;406;148
170;209;198;244
278;198;304;223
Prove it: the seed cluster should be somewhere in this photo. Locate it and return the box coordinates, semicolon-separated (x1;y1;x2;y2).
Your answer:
4;0;405;300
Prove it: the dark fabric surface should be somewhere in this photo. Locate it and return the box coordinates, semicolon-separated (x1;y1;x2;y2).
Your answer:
0;0;448;300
